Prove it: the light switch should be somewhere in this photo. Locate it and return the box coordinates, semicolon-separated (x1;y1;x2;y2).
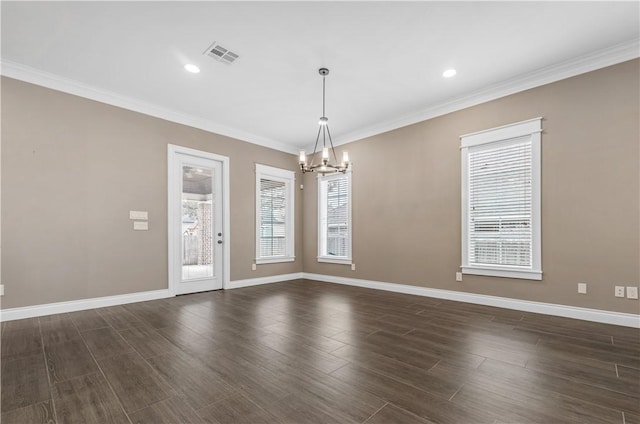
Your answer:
129;210;148;220
133;221;148;231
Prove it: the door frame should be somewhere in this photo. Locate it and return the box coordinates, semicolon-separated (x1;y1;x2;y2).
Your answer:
167;144;230;296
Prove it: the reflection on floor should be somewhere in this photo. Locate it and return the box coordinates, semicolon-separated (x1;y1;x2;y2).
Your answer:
1;279;639;424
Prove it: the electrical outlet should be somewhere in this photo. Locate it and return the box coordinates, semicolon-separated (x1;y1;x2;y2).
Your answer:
0;285;4;296
251;263;257;271
351;263;356;271
615;286;625;298
456;272;463;282
626;286;639;300
578;283;587;294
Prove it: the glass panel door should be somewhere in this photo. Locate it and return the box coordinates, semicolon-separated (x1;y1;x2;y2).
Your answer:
181;165;215;280
169;147;224;295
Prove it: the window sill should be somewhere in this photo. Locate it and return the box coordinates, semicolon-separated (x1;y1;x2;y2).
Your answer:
256;257;295;265
317;257;352;265
461;266;542;281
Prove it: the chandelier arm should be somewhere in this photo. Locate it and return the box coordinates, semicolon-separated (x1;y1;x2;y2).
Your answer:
309;124;323;169
325;124;339;163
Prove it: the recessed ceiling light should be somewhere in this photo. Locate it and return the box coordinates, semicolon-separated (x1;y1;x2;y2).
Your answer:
443;69;457;78
184;64;200;74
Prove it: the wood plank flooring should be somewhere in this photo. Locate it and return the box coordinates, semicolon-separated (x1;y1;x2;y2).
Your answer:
1;279;638;424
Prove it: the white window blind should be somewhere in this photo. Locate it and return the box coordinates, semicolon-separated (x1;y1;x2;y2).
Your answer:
461;118;542;280
255;164;295;264
468;138;532;267
318;171;352;264
259;178;286;257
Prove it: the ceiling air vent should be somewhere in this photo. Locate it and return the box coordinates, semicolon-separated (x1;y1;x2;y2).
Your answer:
203;41;239;65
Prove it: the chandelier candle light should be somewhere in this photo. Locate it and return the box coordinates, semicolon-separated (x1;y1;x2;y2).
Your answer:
299;68;349;174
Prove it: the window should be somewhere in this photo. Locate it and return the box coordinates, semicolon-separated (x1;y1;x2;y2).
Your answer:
461;118;542;280
318;171;352;264
256;164;295;264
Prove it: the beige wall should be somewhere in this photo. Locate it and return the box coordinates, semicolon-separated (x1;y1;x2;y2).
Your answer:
1;77;302;309
2;60;638;314
303;59;640;314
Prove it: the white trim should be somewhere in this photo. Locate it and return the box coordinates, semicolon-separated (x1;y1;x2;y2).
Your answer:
167;144;230;295
460;117;542;148
530;128;542;276
302;273;640;328
255;164;296;180
255;257;295;265
255;164;296;264
461;145;469;272
4;273;636;328
227;272;304;290
462;266;542;281
317;169;353;263
0;60;298;155
461;118;542;280
4;39;636;156
0;289;172;322
304;38;640;152
317;257;352;265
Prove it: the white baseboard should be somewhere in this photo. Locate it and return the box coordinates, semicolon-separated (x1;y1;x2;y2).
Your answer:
0;272;303;321
3;273;637;328
227;272;304;290
0;289;172;322
303;273;640;328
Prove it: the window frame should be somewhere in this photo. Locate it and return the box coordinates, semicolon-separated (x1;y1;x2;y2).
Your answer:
317;169;353;265
461;117;542;280
255;164;295;265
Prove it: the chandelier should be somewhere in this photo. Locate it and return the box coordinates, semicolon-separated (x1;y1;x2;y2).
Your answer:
299;68;349;174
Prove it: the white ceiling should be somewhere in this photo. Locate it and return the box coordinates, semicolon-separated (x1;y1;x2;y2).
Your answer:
2;2;639;154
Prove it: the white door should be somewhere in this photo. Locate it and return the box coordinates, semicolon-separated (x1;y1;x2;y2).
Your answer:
168;145;229;295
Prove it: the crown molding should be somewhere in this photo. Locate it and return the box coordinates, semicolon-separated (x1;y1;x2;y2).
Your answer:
2;37;637;156
303;38;640;152
0;60;299;155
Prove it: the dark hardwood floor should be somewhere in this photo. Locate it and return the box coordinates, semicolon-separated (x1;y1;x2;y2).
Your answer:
1;279;638;424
